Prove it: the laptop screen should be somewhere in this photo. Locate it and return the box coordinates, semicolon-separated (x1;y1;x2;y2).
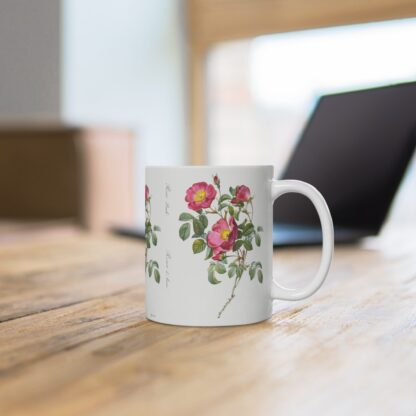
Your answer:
274;82;416;232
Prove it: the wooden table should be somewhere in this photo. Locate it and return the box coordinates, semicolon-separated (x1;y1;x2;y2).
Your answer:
0;227;415;415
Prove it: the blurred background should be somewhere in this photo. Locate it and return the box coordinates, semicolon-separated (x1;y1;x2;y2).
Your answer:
0;0;415;241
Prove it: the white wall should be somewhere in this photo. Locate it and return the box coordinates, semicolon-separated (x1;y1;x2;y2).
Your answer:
0;0;187;223
62;0;188;223
0;0;61;119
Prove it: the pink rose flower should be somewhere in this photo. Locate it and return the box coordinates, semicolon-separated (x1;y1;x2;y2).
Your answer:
185;182;217;211
145;185;150;202
207;217;238;260
231;185;251;204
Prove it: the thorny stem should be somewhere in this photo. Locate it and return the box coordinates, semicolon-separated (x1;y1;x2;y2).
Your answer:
218;275;241;319
242;200;254;223
145;204;149;275
249;200;254;221
145;198;152;219
216;181;222;200
206;208;223;218
217;248;248;318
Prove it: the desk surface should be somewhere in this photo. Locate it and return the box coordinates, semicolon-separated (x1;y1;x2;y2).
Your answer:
0;228;415;416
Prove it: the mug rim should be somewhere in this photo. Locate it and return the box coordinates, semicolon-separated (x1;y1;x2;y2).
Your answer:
146;165;274;170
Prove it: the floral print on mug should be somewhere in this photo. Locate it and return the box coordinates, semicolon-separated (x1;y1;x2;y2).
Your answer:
145;185;161;283
179;175;264;318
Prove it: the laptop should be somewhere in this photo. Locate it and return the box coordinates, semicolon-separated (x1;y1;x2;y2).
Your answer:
273;81;416;246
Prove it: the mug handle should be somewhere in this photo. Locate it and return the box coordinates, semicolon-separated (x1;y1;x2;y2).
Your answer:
271;180;334;300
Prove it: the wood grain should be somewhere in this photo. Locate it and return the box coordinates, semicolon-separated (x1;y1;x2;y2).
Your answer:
0;235;144;322
0;228;415;415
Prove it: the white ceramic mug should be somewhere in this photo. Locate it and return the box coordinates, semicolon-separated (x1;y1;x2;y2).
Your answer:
145;166;333;326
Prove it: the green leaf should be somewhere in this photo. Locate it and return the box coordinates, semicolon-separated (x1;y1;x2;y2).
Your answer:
215;263;226;274
257;226;263;232
228;264;236;278
154;269;161;283
192;218;204;236
255;233;261;247
152;232;158;245
208;268;221;284
218;203;228;211
238;220;247;230
148;261;154;276
249;263;256;280
145;221;152;232
205;247;213;260
153;225;161;231
242;223;254;236
179;212;194;221
145;237;151;248
199;214;208;229
229;186;236;196
243;240;253;251
246;222;254;230
179;223;191;240
233;240;244;251
153;261;159;269
257;269;263;283
219;194;231;203
228;205;235;216
236;265;244;278
192;238;206;254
